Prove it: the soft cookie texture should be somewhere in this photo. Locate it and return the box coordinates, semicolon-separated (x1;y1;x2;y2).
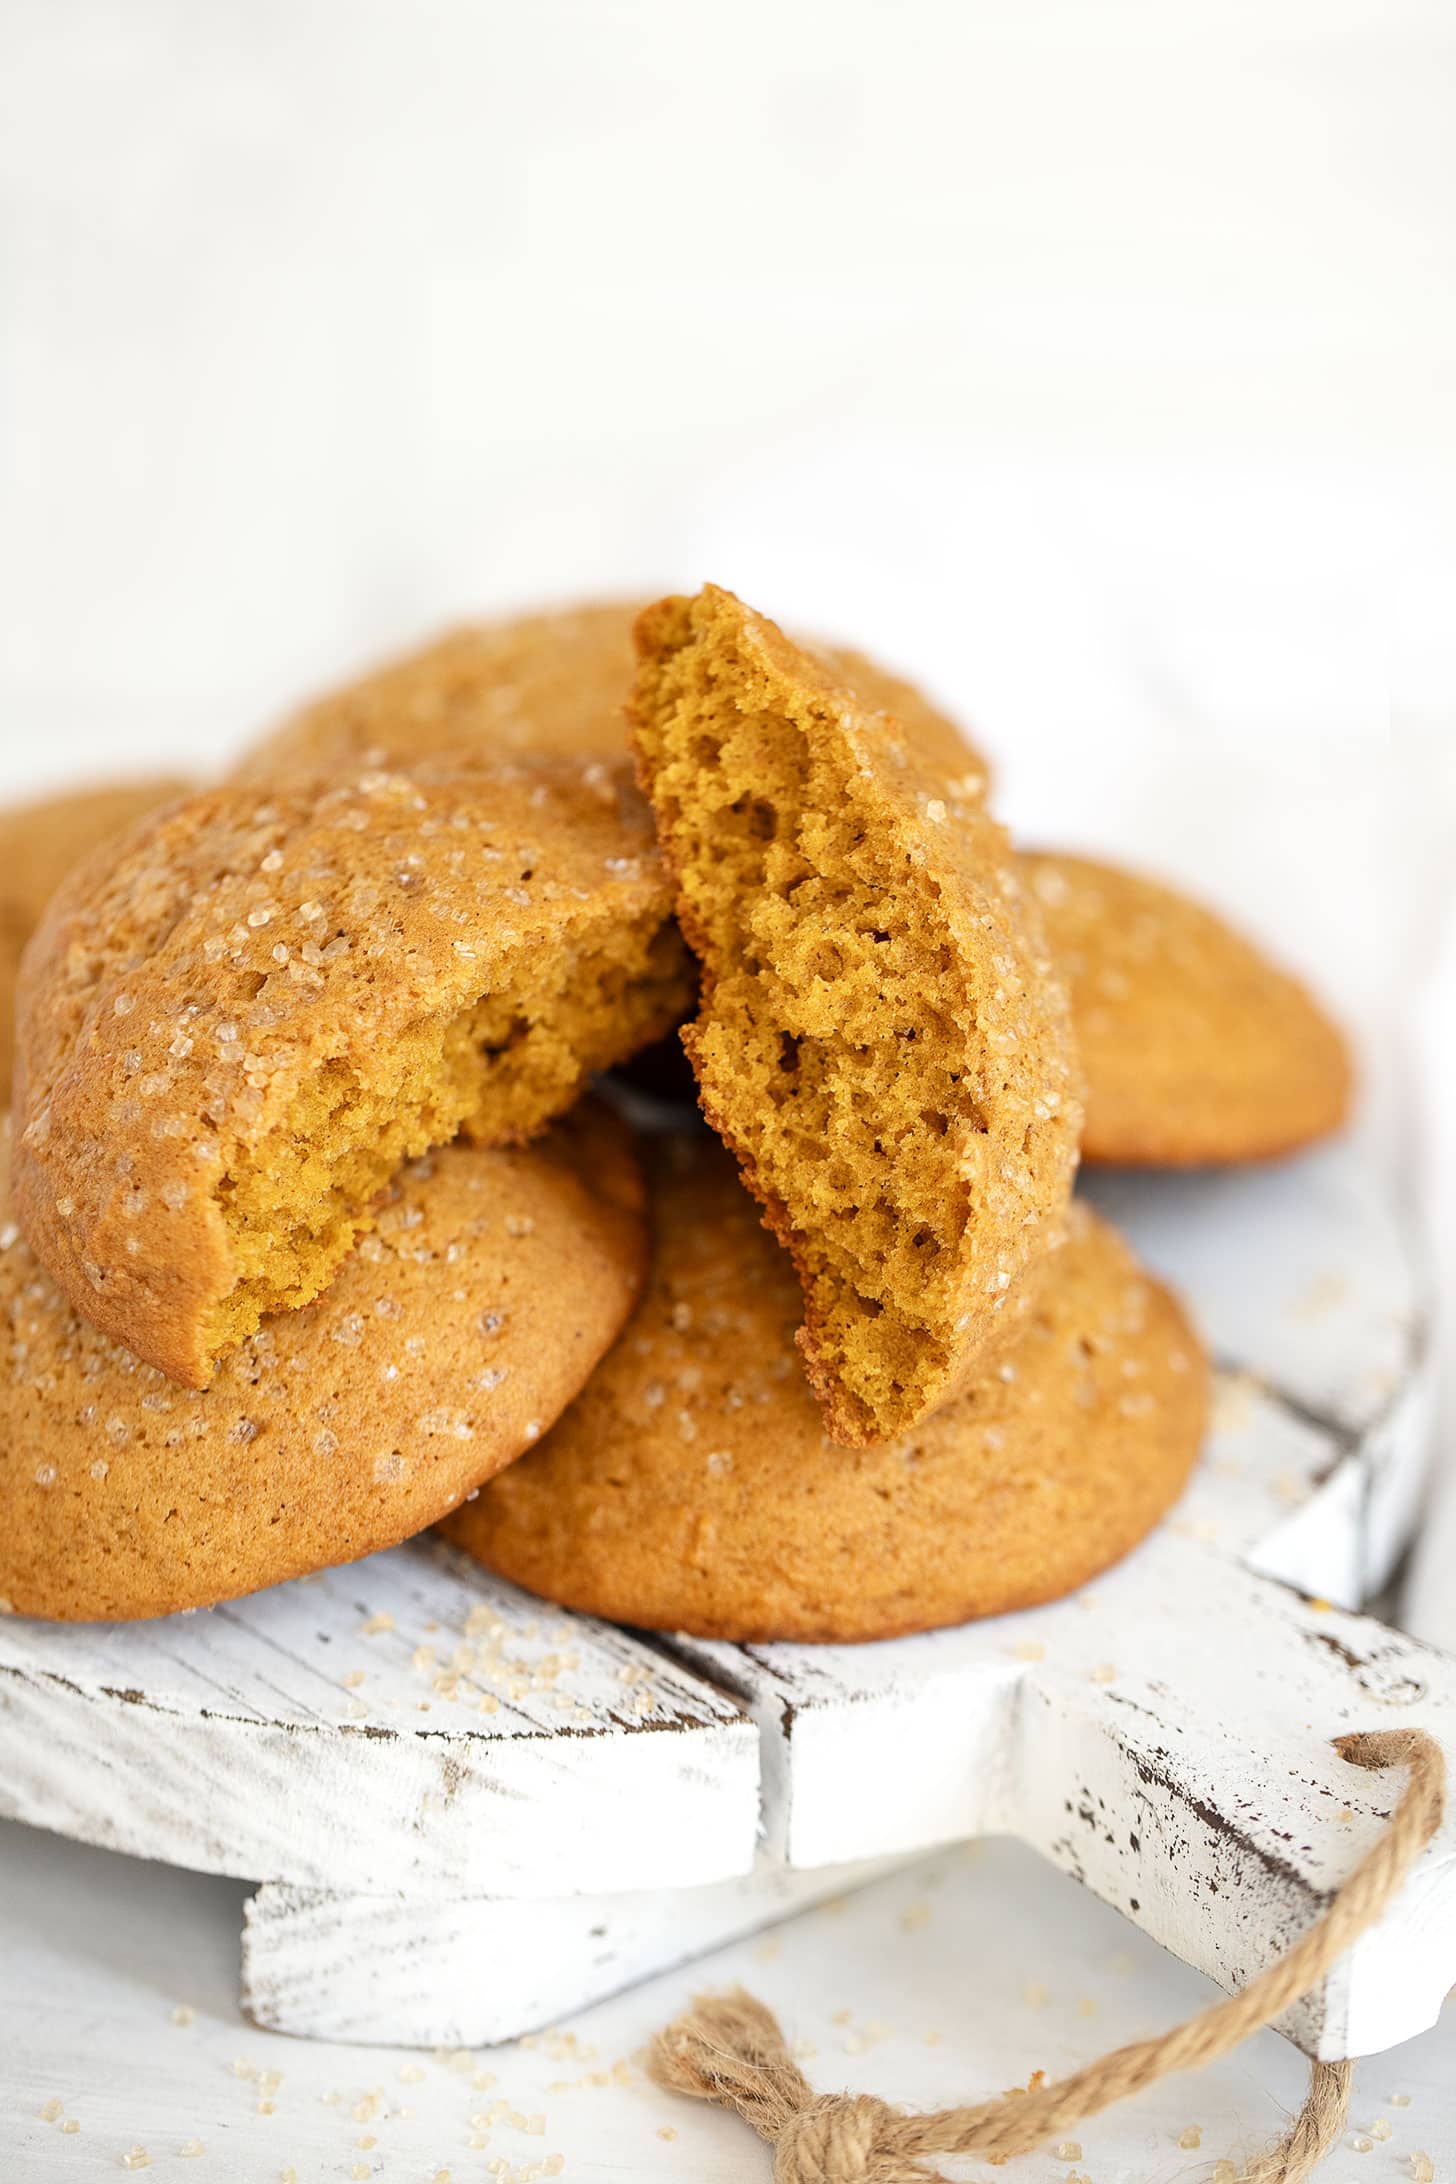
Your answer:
0;777;189;1102
1023;852;1354;1166
14;758;691;1385
628;586;1082;1447
0;1103;647;1621
444;1139;1206;1642
234;599;990;788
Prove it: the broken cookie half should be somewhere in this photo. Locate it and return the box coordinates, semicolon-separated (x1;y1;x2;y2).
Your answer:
629;585;1083;1446
13;757;691;1386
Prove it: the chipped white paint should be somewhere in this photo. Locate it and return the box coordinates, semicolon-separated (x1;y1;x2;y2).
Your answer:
1;1144;1449;2054
0;1543;759;1896
242;1854;912;2047
676;1537;1456;2061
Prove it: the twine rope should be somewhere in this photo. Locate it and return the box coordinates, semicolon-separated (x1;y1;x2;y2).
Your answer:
650;1727;1444;2184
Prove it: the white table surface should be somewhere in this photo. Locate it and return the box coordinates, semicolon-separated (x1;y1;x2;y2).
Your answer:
5;1816;1452;2184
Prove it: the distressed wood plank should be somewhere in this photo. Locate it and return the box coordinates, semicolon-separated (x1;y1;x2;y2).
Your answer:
0;1543;759;1895
671;1532;1456;2060
241;1855;912;2047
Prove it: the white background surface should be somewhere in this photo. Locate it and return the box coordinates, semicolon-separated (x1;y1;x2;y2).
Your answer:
3;2;1456;2177
6;1819;1454;2184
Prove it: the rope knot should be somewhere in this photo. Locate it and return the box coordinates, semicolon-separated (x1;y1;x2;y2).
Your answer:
774;2093;919;2184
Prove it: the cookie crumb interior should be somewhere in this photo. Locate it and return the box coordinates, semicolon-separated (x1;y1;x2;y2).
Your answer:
634;599;1024;1443
207;919;683;1358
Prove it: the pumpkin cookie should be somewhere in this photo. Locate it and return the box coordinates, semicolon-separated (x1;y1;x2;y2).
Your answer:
234;600;989;788
0;1102;647;1621
236;602;646;778
13;758;692;1386
0;777;189;1102
1022;852;1353;1166
443;1139;1206;1642
628;586;1081;1447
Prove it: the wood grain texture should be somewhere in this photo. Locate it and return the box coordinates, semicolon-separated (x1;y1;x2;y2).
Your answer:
0;1539;758;1895
242;1855;912;2046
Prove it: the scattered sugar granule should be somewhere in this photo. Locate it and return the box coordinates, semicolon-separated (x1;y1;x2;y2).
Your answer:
1372;2119;1394;2141
180;2142;206;2159
1090;1663;1117;1684
1351;2136;1374;2154
1053;2143;1082;2162
122;2152;153;2173
1391;2094;1413;2108
60;2120;79;2135
398;2063;424;2084
1012;1640;1045;1662
657;2127;677;2142
1023;1981;1048;2008
1178;2125;1202;2149
39;2098;63;2121
1410;2156;1435;2183
900;1900;931;1932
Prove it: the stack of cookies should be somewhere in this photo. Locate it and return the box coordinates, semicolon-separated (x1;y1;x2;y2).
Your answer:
0;588;1351;1638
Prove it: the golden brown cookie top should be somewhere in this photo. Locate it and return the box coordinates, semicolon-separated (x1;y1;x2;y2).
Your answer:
1022;851;1353;1166
233;599;990;788
13;756;690;1384
628;585;1082;1447
236;603;645;777
444;1138;1206;1642
0;1103;647;1621
0;777;190;1103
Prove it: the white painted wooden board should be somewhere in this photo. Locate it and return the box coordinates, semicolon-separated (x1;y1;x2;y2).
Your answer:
676;1536;1456;2061
0;1545;760;1896
1;1144;1449;2057
241;1854;914;2047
